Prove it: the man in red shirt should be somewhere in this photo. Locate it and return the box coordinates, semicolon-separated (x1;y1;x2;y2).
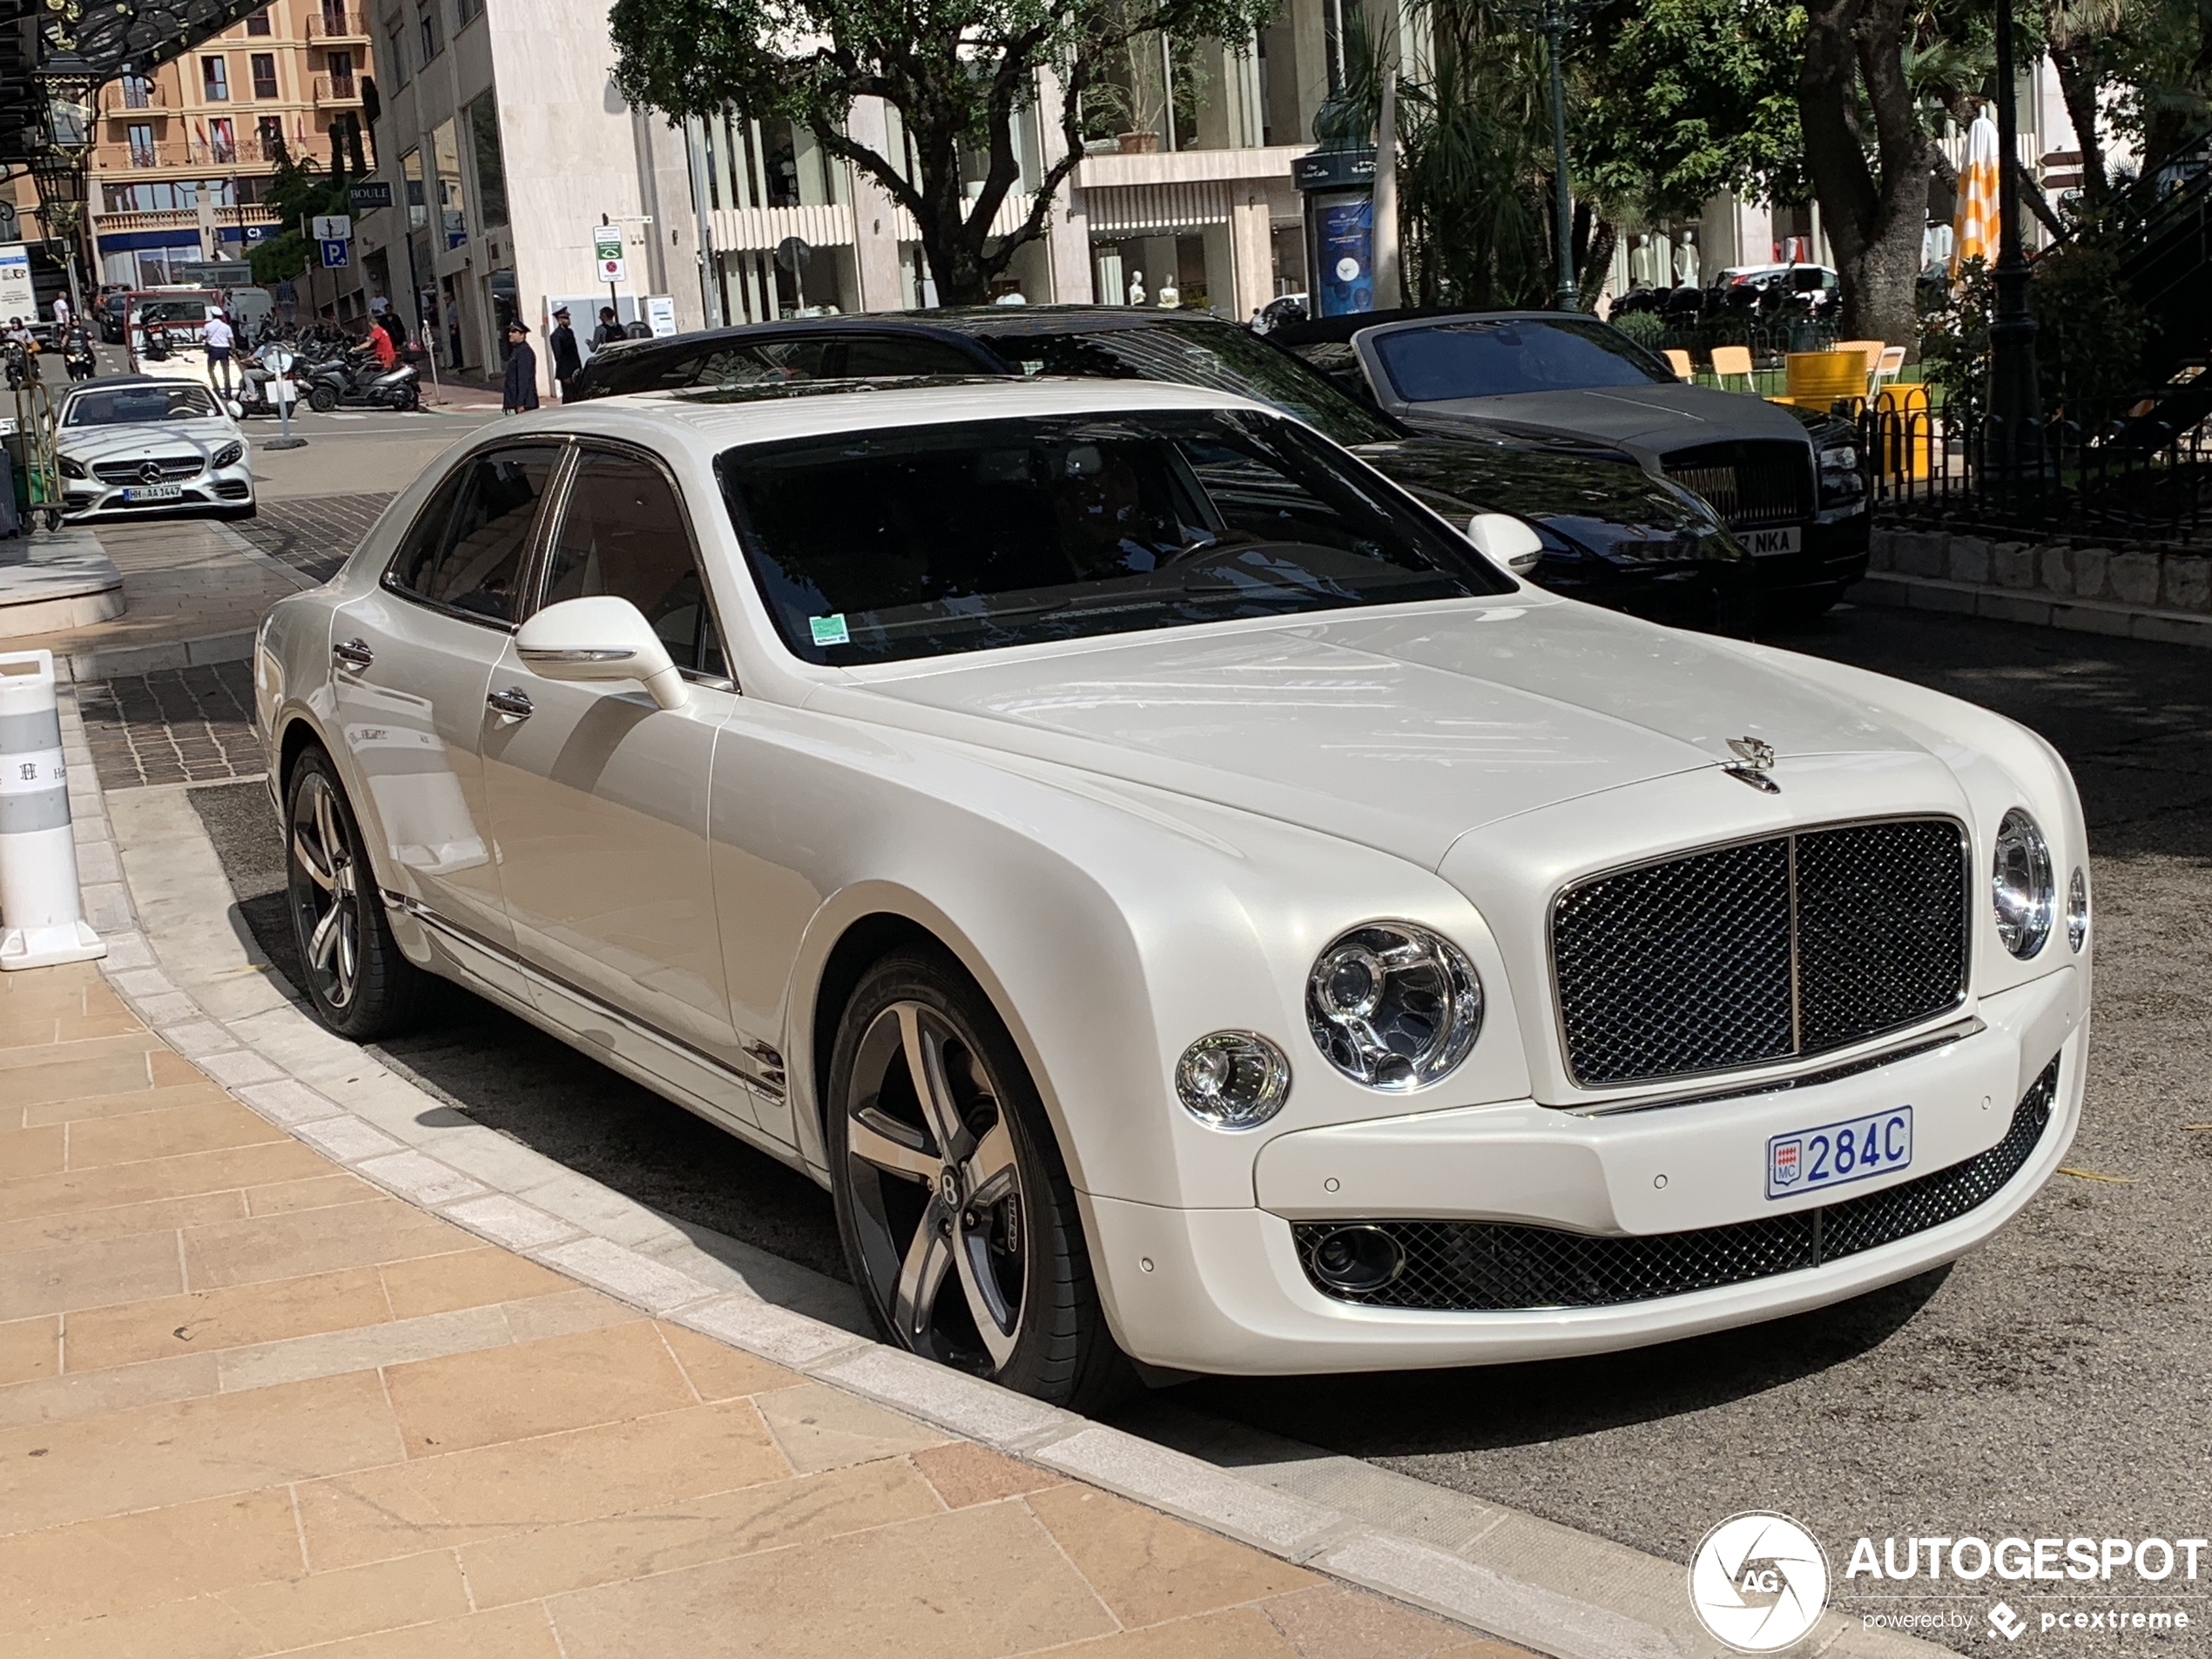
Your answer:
367;317;396;369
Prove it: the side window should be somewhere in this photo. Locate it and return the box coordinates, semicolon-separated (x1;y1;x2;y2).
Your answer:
540;449;725;675
835;335;979;378
387;445;560;621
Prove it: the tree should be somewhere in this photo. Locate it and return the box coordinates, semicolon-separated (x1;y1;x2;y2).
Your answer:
247;152;349;287
610;0;1276;305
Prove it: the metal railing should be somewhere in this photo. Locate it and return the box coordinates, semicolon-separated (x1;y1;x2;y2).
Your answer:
114;132;287;170
312;73;361;106
306;9;371;38
1861;400;2212;550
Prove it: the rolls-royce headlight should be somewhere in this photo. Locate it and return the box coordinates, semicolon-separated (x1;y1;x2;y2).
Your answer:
1306;922;1482;1090
1993;809;2054;958
211;442;244;469
1174;1031;1291;1129
2067;867;2088;954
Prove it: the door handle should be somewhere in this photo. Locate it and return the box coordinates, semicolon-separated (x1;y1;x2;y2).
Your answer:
486;687;534;719
332;637;374;670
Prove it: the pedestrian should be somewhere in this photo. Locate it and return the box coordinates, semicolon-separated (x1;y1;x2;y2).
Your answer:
590;305;623;350
204;306;237;395
501;320;539;414
51;293;70;332
549;305;582;401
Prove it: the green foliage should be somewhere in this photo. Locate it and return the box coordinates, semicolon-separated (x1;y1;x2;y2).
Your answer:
248;230;310;286
1575;0;1805;219
1917;257;1993;428
1610;307;1666;344
1917;243;2155;428
247;153;350;286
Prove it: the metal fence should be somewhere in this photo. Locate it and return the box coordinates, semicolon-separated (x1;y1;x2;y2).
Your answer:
1861;401;2212;550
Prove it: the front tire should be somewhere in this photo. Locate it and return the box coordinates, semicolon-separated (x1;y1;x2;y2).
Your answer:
307;384;338;413
286;746;429;1038
826;950;1129;1410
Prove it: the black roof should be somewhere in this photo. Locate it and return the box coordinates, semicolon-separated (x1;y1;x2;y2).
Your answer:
1270;307;1595;347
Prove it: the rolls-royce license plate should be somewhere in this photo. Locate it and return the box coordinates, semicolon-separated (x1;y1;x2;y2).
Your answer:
1743;526;1804;555
1767;1106;1912;1199
120;483;183;502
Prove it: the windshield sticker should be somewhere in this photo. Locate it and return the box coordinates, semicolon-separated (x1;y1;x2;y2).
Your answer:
809;614;851;647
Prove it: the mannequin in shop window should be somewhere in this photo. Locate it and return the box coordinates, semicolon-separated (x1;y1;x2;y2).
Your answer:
1629;234;1654;289
1126;269;1146;307
1676;232;1699;287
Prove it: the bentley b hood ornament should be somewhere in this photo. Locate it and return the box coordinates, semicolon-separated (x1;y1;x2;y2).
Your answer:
1723;735;1780;792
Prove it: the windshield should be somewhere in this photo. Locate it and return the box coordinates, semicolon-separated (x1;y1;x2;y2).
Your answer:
64;384;220;425
720;409;1514;666
1371;318;1674;401
982;320;1400;448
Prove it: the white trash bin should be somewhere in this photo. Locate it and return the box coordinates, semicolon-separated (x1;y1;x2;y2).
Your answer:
0;649;107;970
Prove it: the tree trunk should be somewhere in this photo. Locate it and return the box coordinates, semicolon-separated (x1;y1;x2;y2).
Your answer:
2049;44;2106;212
1797;0;1934;352
1579;218;1616;311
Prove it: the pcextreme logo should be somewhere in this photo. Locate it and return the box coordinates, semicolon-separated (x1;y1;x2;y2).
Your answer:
1689;1513;1832;1652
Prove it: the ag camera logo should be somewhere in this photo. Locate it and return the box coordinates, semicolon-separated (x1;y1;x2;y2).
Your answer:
1689;1513;1831;1651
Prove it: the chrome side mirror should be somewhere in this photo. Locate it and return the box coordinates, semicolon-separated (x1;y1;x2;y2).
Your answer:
516;596;689;710
1465;512;1545;574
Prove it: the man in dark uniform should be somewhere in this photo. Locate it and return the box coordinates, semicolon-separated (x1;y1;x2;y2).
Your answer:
549;305;583;401
502;320;540;414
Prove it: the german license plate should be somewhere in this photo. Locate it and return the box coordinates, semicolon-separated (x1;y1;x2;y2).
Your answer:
120;483;183;502
1743;525;1804;555
1767;1107;1912;1199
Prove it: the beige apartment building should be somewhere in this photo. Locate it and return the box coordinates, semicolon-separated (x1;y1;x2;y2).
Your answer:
85;1;374;287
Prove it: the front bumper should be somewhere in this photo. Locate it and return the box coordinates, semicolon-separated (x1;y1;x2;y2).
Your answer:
1086;969;2083;1374
62;469;255;518
1739;510;1871;599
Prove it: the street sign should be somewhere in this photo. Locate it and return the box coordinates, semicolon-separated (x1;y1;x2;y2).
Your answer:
347;182;392;210
320;238;351;268
597;256;627;284
592;226;624;263
311;214;353;241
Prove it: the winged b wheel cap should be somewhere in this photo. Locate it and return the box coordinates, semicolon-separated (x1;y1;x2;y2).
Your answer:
1723;735;1780;792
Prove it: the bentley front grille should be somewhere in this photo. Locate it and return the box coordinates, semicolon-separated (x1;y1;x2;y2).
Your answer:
1292;1056;2059;1312
1551;817;1970;1088
1662;442;1812;529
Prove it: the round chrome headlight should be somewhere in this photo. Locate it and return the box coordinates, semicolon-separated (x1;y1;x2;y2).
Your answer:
1992;809;2054;959
1174;1031;1291;1129
2067;867;2088;954
1306;922;1482;1090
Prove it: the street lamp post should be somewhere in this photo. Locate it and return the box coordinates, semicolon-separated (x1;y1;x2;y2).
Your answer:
1986;0;2042;483
29;64;98;318
1499;0;1593;311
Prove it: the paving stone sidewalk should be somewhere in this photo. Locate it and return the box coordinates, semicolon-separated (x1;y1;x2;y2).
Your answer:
0;962;1522;1659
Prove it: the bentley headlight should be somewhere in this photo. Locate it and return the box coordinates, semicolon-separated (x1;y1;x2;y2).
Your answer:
211;442;244;469
2067;867;2088;954
1174;1031;1291;1129
1307;922;1482;1090
1993;809;2054;959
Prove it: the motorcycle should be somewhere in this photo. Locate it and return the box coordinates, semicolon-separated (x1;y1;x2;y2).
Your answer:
302;354;421;413
62;330;97;382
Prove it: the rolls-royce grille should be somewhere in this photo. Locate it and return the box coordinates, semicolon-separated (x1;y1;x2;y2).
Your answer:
1552;818;1969;1088
1291;1056;2059;1312
1662;442;1812;529
92;455;203;484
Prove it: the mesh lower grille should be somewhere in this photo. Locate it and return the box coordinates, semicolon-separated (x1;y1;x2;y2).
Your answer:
1552;818;1968;1087
1292;1055;2060;1312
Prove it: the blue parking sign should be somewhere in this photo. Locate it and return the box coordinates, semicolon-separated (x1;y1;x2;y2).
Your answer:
320;238;350;268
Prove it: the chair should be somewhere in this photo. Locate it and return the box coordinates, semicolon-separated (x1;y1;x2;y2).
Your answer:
1662;348;1693;381
1871;345;1907;397
1710;345;1756;391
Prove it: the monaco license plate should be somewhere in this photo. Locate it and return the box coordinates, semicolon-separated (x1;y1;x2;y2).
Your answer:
1767;1107;1912;1199
1742;525;1804;555
120;483;183;502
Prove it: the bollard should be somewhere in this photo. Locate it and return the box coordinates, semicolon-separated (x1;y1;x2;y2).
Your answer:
0;650;106;970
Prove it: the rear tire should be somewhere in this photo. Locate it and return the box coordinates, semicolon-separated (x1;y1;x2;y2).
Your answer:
826;949;1131;1412
285;746;431;1039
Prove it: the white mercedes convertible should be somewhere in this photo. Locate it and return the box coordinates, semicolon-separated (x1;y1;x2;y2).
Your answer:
252;380;2089;1406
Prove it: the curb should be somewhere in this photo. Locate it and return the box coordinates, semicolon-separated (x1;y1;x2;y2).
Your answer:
1848;570;2212;650
53;685;1939;1659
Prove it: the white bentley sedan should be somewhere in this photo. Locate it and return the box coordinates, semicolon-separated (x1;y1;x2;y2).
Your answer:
253;381;2089;1406
57;376;256;521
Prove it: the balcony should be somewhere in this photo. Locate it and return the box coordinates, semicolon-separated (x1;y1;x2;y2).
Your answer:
313;74;362;109
108;134;287;172
98;207;282;234
306;9;371;41
104;84;166;113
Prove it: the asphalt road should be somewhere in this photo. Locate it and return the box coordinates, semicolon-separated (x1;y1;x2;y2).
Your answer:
177;597;2212;1654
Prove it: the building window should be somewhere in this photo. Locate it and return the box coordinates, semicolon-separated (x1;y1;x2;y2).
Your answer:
250;52;279;99
455;0;480;21
401;145;427;231
209;117;237;164
417;3;441;64
431;118;467;247
246;6;272;34
465;92;507;231
326;50;356;97
257;116;286;162
385;24;408;88
202;56;229;101
127;122;157;166
120;74;153;110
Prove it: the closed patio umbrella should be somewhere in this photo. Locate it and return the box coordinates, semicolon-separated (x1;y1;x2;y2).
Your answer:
1952;111;2000;277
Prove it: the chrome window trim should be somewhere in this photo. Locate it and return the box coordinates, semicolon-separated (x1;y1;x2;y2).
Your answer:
1544;812;1974;1095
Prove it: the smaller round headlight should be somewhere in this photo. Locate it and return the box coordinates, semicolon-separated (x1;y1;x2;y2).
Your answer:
1307;922;1482;1090
1992;809;2054;959
1175;1031;1291;1129
2067;867;2088;954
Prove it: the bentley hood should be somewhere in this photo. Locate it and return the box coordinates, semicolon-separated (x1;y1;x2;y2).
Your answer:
817;597;1936;869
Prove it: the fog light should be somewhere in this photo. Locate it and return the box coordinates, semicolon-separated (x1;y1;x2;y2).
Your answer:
1174;1031;1291;1129
2067;867;2088;953
1307;1225;1404;1293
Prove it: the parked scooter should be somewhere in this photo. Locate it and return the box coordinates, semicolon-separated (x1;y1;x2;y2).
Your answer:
229;343;300;416
301;354;421;413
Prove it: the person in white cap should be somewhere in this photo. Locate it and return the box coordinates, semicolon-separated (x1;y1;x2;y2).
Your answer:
204;306;237;395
